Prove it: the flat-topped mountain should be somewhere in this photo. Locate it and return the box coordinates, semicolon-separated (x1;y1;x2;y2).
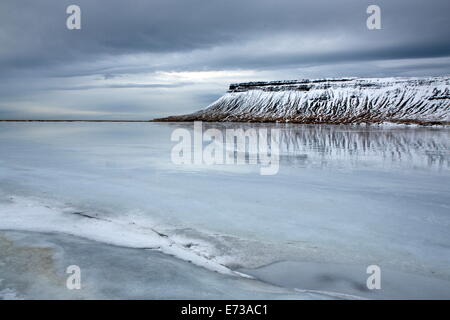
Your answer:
155;77;450;125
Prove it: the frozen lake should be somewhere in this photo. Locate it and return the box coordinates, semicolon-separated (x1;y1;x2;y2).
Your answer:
0;122;449;299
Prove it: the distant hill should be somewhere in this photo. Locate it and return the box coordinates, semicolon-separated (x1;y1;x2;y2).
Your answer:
154;77;450;125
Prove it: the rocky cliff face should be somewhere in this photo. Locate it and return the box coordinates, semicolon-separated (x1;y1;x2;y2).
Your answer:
155;77;450;125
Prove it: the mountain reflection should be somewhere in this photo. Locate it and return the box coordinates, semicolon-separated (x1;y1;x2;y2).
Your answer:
170;122;450;170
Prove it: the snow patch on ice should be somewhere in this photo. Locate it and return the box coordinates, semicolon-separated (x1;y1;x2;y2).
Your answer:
294;288;367;300
0;196;250;278
0;280;22;300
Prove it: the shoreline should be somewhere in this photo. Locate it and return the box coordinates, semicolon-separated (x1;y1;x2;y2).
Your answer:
1;119;448;126
153;118;450;126
0;120;152;122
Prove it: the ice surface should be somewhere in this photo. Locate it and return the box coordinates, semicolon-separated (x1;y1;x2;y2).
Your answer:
239;261;450;300
0;231;324;300
0;122;449;299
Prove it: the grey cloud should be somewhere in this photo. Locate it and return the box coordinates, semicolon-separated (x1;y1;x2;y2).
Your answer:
2;0;450;73
50;82;192;91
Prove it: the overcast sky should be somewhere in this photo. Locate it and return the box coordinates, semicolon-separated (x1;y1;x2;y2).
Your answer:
1;0;449;119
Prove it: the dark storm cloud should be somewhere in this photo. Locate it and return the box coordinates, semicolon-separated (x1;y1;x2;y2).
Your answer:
2;0;450;74
0;0;449;119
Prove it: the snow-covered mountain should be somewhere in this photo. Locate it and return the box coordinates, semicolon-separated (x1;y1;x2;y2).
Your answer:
156;77;450;125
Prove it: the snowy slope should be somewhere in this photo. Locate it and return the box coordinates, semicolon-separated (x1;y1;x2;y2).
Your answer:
156;77;450;125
